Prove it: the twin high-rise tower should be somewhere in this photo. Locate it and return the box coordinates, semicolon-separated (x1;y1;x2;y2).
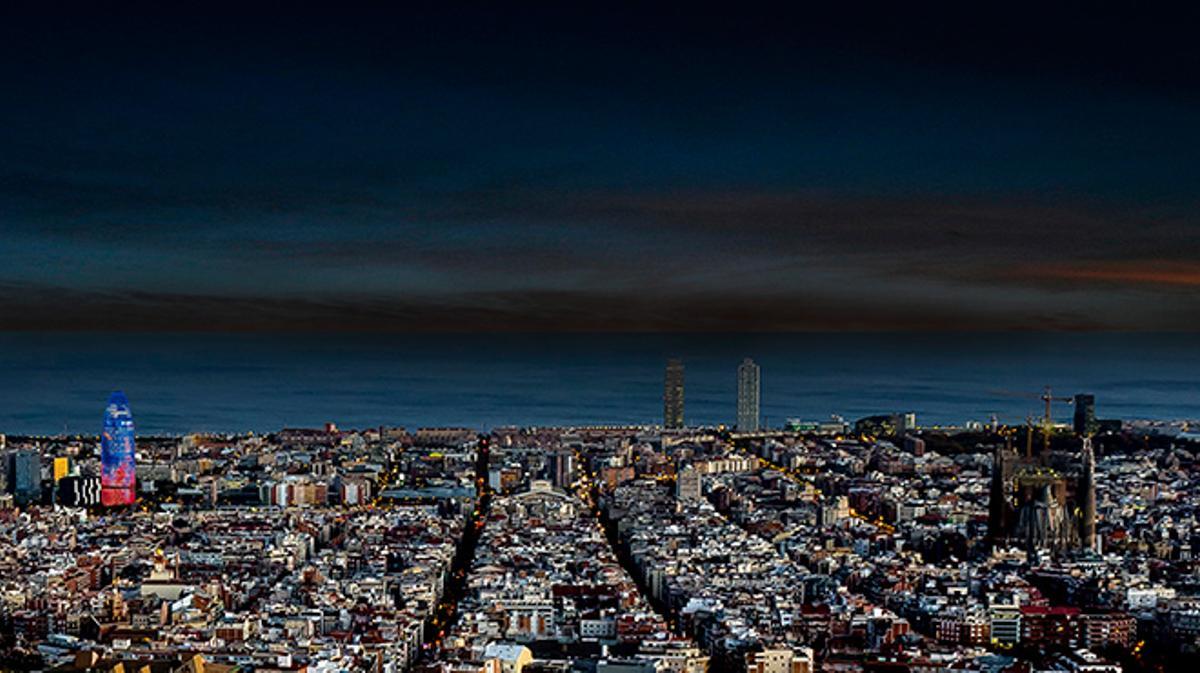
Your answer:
663;359;685;429
661;357;761;431
736;358;760;431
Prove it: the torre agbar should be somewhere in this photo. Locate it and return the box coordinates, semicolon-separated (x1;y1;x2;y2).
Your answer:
100;391;136;506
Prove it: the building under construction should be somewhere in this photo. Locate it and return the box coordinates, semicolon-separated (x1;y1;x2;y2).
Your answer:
988;435;1097;555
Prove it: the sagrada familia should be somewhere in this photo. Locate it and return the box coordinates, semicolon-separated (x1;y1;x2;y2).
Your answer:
987;434;1097;554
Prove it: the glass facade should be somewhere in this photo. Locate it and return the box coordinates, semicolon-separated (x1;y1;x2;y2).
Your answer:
8;450;40;505
737;357;760;432
664;358;684;429
100;391;136;506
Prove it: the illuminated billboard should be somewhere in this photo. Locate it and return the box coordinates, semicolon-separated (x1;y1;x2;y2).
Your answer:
101;391;136;506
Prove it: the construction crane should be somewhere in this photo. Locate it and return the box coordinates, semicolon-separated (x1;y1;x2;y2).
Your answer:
991;386;1074;455
1038;386;1074;429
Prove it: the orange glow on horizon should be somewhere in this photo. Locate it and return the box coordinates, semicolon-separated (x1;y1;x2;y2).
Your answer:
1015;260;1200;287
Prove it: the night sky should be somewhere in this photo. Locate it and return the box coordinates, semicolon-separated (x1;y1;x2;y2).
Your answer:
3;4;1200;331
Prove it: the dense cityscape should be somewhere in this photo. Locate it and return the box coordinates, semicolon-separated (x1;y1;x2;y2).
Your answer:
1;359;1198;673
7;3;1200;673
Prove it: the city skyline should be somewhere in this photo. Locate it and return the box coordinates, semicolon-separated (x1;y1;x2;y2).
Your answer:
2;5;1198;672
2;401;1190;671
1;330;1196;436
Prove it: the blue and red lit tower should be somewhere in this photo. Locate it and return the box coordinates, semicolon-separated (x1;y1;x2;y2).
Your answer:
101;391;136;506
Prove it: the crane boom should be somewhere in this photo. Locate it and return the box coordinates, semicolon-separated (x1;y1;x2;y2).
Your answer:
991;387;1073;455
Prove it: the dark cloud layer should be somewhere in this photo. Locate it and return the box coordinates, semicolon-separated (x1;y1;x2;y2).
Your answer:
2;4;1200;330
0;282;1137;333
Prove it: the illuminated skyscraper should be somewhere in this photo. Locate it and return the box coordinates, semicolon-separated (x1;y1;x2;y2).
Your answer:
736;357;760;431
101;391;136;506
664;358;685;429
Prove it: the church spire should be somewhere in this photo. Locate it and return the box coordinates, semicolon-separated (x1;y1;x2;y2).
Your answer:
1080;436;1097;552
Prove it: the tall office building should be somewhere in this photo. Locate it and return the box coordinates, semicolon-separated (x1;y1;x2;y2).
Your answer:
6;449;41;505
101;391;137;506
736;358;761;431
1073;394;1098;436
664;358;685;429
